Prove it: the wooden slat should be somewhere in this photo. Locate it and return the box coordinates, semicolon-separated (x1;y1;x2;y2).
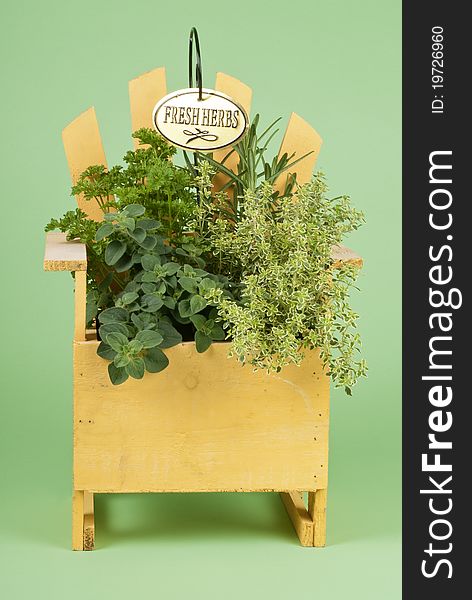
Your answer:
83;491;95;551
44;232;87;272
83;491;94;515
129;67;167;147
62;107;107;222
280;492;314;546
73;343;329;493
214;72;252;116
331;244;363;268
74;271;87;342
72;490;84;550
309;489;328;547
213;72;252;192
83;514;95;551
273;112;323;195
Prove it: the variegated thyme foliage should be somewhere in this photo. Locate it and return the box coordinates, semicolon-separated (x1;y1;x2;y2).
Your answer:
201;174;367;394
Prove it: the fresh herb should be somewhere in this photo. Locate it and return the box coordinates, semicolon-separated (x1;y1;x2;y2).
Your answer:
189;114;311;221
202;175;367;393
46;123;366;392
71;128;196;238
94;204;234;384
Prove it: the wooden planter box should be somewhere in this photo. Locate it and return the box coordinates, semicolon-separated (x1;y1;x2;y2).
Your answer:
44;68;361;550
75;336;330;549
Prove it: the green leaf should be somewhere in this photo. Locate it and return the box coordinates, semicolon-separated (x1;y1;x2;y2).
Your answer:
125;357;145;379
106;332;129;352
155;281;166;294
190;314;206;330
178;299;192;318
125;281;140;292
143;347;169;373
95;222;114;241
120;291;139;305
138;218;160;230
114;254;134;273
123;217;135;231
157;321;182;348
129;227;146;243
108;363;129;385
208;307;219;320
142;254;161;271
195;331;212;353
128;339;144;354
114;353;131;368
141;295;164;313
99;322;129;339
123;204;145;217
166;275;177;289
190;294;207;314
119;292;139;305
105;240;126;265
128;339;144;353
97;342;116;361
162;262;180;276
136;329;163;348
98;307;129;324
199;278;217;291
131;312;154;331
141;282;156;294
139;235;157;250
163;296;176;310
142;271;158;283
194;256;206;268
211;325;226;341
179;277;197;293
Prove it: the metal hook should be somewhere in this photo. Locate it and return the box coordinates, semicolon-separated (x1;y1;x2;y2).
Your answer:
188;27;203;101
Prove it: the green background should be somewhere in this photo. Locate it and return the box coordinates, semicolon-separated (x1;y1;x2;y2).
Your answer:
0;0;401;598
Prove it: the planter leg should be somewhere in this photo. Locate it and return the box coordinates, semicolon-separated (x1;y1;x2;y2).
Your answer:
83;491;95;551
280;492;314;546
308;489;327;547
72;490;95;551
72;490;84;550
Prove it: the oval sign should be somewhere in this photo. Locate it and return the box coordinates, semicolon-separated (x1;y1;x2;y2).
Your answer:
152;87;248;152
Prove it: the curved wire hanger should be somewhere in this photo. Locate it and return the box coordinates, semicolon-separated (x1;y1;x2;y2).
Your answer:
188;27;203;100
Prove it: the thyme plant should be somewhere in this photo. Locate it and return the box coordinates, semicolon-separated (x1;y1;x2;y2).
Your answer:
202;175;367;394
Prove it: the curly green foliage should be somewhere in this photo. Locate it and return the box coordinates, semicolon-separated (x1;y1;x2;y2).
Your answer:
71;128;196;238
95;204;233;384
45;209;115;318
71;165;124;212
205;174;367;393
45;208;99;244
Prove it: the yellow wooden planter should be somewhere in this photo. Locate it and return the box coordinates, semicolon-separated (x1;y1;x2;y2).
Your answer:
44;68;361;550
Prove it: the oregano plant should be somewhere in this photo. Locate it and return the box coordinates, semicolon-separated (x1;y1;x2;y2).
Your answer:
92;204;234;384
